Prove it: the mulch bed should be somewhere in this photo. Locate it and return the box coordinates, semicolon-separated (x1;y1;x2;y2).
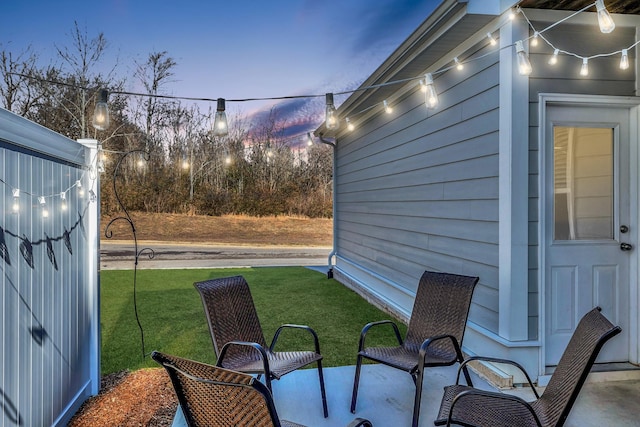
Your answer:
68;368;178;427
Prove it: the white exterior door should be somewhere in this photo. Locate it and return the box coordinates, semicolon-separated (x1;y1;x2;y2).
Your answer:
544;104;632;366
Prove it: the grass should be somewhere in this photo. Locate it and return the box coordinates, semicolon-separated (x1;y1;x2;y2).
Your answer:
100;266;407;374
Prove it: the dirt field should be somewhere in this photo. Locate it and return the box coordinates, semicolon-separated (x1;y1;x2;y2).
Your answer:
100;212;333;246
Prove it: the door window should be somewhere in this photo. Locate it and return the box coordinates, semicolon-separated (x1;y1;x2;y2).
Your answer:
553;126;614;240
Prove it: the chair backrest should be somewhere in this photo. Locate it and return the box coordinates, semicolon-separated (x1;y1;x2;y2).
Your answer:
403;271;479;355
151;351;280;427
533;307;621;427
194;276;268;358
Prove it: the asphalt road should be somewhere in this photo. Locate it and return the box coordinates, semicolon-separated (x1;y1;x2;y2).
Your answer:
100;241;333;270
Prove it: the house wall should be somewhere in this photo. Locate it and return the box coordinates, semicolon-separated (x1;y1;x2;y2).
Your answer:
0;109;100;427
526;19;638;340
333;42;501;333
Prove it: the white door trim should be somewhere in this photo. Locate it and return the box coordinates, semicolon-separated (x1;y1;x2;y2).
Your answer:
538;93;640;374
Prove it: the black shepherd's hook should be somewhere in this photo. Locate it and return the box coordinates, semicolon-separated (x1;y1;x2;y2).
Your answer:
104;149;155;359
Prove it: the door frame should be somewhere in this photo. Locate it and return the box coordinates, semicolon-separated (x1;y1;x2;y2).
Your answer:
538;93;640;373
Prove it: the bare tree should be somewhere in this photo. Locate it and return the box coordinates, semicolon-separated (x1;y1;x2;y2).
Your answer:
54;21;113;138
132;51;177;147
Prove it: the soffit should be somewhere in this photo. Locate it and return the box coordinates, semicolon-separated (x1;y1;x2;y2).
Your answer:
518;0;640;14
332;7;494;130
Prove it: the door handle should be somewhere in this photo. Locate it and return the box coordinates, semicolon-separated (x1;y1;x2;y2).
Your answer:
620;243;633;251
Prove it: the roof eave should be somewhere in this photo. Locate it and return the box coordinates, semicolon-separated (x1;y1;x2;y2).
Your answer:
316;0;500;136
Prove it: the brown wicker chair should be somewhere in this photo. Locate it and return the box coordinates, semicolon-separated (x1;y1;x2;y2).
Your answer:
435;306;622;427
151;351;373;427
350;270;479;427
194;275;328;418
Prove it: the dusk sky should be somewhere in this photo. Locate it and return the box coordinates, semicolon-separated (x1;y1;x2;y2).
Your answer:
2;0;440;139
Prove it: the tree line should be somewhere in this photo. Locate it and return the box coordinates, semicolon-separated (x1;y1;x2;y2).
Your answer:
1;23;333;218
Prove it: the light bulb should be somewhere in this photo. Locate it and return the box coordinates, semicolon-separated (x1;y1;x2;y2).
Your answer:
325;93;339;130
383;100;393;114
92;89;110;131
346;118;355;131
212;98;228;137
620;49;629;70
549;49;559;65
515;41;532;76
307;132;314;145
531;32;539;47
12;188;20;213
76;180;85;198
454;57;464;70
136;154;145;168
595;0;615;34
39;196;49;218
182;154;190;169
487;32;497;46
60;192;68;211
580;58;589;76
423;73;438;108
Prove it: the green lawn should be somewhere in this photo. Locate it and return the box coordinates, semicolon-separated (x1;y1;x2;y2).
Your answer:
100;267;407;374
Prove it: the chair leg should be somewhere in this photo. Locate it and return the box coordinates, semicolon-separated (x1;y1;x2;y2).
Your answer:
317;360;329;418
350;354;364;413
412;365;425;427
461;363;473;387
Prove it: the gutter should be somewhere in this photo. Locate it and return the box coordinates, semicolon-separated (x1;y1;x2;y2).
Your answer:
316;132;337;278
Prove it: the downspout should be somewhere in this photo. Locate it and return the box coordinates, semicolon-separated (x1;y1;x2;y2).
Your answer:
317;132;337;278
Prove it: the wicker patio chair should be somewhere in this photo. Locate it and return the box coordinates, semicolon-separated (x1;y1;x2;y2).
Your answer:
435;306;622;427
194;275;328;418
151;351;373;427
350;270;479;427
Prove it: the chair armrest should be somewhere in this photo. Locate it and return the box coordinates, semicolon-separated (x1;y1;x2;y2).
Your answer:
455;356;539;398
345;417;373;427
358;320;403;351
269;324;321;354
216;340;271;380
446;388;542;427
419;334;463;360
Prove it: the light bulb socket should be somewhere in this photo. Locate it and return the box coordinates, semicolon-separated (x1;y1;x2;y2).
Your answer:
216;98;226;112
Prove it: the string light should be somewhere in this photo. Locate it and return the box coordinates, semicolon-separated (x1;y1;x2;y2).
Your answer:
4;2;634;145
212;98;228;137
595;0;615;33
60;192;68;211
38;196;49;218
487;32;497;46
92;89;110;131
422;73;438;109
76;180;85;197
531;32;539;47
306;132;314;145
346;118;355;131
12;188;20;213
383;100;393;114
515;41;532;76
620;49;629;70
89;190;97;203
325;93;339;130
580;58;589;76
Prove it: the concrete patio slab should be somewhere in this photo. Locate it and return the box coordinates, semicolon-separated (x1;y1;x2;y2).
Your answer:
170;363;640;426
